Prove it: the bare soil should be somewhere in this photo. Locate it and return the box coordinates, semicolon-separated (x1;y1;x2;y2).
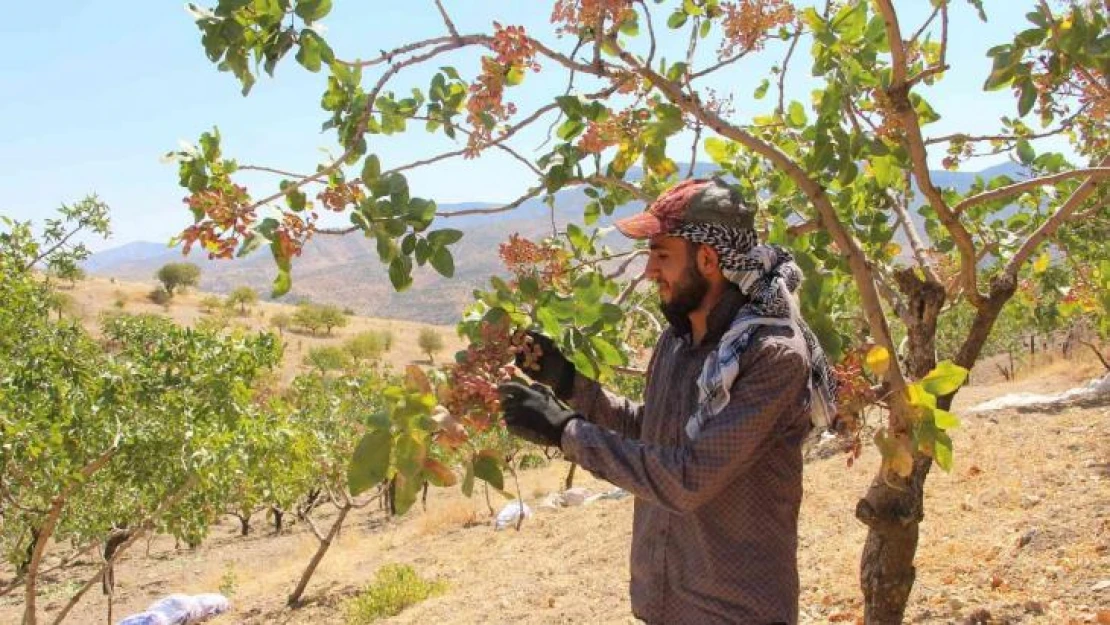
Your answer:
5;280;1108;624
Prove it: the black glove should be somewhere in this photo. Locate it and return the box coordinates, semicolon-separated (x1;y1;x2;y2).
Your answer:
498;382;582;448
514;331;576;400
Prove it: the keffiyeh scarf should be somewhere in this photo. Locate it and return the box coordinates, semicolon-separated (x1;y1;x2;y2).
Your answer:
673;223;838;438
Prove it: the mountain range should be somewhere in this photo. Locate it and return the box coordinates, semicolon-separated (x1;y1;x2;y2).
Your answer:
84;162;1025;324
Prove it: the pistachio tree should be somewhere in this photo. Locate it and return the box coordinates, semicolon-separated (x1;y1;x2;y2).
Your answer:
173;0;1109;621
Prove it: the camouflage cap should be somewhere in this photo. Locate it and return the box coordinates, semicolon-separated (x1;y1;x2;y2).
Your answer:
614;177;756;239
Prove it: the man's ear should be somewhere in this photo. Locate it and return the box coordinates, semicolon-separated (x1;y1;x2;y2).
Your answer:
698;244;721;276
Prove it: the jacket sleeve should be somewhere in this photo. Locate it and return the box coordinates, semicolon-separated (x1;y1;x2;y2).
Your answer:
560;336;809;514
563;335;665;439
566;374;644;439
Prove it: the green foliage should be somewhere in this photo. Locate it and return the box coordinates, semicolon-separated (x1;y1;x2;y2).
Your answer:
270;311;292;334
200;294;225;313
344;564;446;624
156;262;201;295
304;345;350;373
344;329;393;362
227;285;259;314
417;327;444;363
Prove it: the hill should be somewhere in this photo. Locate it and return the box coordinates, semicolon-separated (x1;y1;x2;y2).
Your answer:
56;275;465;384
85;163;1027;324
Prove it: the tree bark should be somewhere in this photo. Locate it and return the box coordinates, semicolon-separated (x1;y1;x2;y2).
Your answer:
857;455;932;624
857;270;946;624
288;504;351;606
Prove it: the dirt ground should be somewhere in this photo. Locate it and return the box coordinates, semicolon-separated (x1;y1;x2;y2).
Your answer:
3;297;1108;623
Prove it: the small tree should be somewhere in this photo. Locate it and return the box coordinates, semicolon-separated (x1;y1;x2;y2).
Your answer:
304;345;350;374
199;294;225;313
227;286;259;315
156;262;200;296
270;311;292;337
417;328;444;364
318;303;348;335
292;301;324;335
344;330;391;363
50;263;85;288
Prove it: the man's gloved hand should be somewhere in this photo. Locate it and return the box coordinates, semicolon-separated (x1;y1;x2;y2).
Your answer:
498;381;581;448
514;331;576;400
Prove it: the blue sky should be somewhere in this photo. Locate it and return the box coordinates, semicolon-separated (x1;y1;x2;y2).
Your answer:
0;1;1058;251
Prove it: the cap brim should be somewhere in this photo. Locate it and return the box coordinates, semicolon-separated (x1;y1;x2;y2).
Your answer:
614;212;664;239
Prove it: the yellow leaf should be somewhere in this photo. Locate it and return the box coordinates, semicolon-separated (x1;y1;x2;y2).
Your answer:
865;346;890;376
1033;251;1050;274
883;242;902;258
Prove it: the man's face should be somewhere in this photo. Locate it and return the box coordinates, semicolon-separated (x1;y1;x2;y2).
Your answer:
646;235;710;319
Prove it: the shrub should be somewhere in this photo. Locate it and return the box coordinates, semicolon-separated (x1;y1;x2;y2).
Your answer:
345;564;446;624
344;330;392;363
148;287;172;306
270;312;291;336
199;295;224;313
417;328;444;363
226;286;258;315
155;262;200;296
304;345;350;374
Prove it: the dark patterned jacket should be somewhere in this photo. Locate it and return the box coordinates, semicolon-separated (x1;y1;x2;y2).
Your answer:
561;287;812;624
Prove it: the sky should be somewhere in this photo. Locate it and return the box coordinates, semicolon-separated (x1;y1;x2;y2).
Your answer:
0;1;1063;251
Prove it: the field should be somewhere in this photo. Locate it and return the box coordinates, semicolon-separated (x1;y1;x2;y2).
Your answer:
3;278;1108;624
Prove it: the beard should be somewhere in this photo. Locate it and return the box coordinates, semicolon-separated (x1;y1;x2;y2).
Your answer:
658;259;710;328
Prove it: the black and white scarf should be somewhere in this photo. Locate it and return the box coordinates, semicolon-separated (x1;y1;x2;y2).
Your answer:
673;223;838;438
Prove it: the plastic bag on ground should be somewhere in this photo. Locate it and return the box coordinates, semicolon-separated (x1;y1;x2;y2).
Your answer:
494;501;533;530
117;592;230;625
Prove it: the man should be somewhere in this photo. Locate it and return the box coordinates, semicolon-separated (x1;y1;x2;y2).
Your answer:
498;178;837;625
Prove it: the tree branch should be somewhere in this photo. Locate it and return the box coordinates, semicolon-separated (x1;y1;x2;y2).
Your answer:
887;189;939;282
432;0;459;38
906;1;948;86
954;167;1110;215
1002;155;1110;278
437;186;545;217
874;0;984;310
777;27;802;116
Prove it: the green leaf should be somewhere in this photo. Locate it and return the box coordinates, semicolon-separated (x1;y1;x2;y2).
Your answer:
667;11;688;29
557;118;585;141
1016;139;1035;165
361;154;381;183
347;428;391;495
394;431;426;478
933;409;961;430
934;430;954;471
473;452;503;490
505;65;525;86
704;137;731;164
787;101;807;128
388;256;413;291
295;30;333;72
426;228;463;247
555;95;585;119
753;79;770;100
294;0;332;22
429;247;454;277
272;267;291;298
920;360;969;396
392;473;421;515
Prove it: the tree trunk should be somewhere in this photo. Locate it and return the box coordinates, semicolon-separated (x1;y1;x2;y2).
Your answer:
857;270;945;624
564;463;577;490
857;455;932;624
272;506;285;533
288;504;351;606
